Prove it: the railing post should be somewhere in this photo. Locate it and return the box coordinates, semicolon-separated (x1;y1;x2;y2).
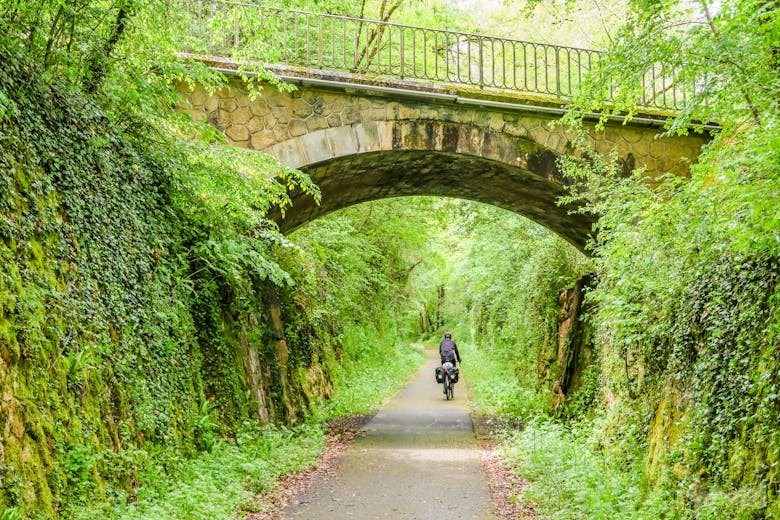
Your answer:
233;2;240;49
210;0;216;52
197;0;203;43
399;28;405;79
318;14;323;67
479;37;484;89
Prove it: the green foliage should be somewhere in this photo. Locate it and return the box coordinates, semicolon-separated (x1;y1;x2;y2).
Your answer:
67;422;325;520
322;322;424;417
458;339;547;419
0;509;23;520
544;0;780;514
503;418;651;520
0;36;321;513
283;199;434;417
435;201;591;387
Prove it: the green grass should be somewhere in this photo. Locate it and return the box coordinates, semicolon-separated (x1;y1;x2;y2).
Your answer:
500;417;772;520
318;322;425;418
462;337;772;520
501;418;648;520
457;339;547;419
67;423;325;519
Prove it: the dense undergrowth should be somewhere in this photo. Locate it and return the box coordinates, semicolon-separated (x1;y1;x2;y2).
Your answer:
459;0;780;515
0;35;423;518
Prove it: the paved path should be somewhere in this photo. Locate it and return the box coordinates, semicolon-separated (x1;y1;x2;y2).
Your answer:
282;349;496;519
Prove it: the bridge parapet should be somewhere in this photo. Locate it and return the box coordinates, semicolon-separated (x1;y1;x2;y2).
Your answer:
182;71;706;178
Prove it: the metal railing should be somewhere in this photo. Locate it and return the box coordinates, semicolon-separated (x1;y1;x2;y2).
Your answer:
181;1;691;110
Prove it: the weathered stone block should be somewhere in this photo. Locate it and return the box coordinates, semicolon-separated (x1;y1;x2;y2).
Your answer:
326;126;358;157
225;124;250;142
620;127;644;144
261;88;290;107
251;130;276;150
236;93;251;107
503;121;529;137
419;106;439;120
545;133;568;153
291;98;313;118
249;100;270;117
272;125;291;141
358;97;384;110
395;104;421;120
342;106;362;125
233;107;251;126
311;98;326;115
219;97;238;112
271;106;291;124
306;116;329;132
271;139;306;169
437;107;460;123
518;116;543;131
488;112;505;132
190;88;207;107
375;121;394;151
247;116;265;133
649;139;668;160
300;131;333;164
318;93;345;114
187;110;207;123
362;108;386;121
529;125;552;148
457;125;484;156
289;119;308;137
355;122;381;153
327;114;342;127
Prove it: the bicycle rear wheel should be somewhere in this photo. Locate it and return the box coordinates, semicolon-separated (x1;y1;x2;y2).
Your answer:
445;375;454;400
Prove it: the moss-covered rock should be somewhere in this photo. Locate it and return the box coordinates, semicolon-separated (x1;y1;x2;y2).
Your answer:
0;45;335;514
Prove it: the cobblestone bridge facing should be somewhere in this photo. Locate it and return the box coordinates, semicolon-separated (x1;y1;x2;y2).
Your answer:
179;69;710;251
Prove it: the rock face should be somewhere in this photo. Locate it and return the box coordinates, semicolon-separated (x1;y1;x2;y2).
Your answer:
0;50;338;515
179;76;710;253
540;274;595;411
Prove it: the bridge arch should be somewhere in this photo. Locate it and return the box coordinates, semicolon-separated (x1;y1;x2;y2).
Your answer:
180;74;710;252
265;119;595;250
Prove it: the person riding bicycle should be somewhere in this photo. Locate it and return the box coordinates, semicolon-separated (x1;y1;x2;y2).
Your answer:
439;332;461;366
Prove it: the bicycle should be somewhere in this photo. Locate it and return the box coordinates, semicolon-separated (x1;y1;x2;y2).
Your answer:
436;361;458;400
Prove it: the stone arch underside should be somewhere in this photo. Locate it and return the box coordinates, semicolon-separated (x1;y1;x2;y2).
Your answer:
270;149;597;251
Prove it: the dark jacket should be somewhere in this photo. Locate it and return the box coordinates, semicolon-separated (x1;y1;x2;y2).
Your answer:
439;339;461;363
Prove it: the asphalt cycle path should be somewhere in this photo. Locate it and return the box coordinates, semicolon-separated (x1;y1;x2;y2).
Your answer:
282;348;497;519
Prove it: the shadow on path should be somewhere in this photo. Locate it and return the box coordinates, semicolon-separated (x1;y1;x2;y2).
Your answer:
282;349;497;519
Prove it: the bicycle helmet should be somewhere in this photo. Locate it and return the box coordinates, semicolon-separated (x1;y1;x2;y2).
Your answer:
444;332;452;339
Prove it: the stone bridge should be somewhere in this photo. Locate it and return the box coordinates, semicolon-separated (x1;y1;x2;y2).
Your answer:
179;66;711;251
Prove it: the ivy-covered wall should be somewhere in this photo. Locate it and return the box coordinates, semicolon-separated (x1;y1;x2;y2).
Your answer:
0;47;330;515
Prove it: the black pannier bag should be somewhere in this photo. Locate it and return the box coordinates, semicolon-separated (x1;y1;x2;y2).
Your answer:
435;366;444;383
449;366;459;383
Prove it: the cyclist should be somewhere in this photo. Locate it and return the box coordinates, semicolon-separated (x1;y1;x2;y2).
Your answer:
439;332;461;366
